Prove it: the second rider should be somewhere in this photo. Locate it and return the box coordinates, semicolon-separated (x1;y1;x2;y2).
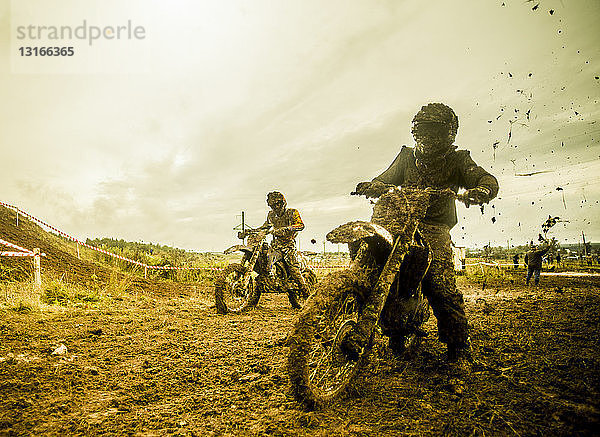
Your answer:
260;191;309;308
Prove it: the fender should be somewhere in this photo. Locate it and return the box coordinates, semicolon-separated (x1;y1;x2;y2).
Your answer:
224;244;253;255
326;221;394;263
326;221;394;248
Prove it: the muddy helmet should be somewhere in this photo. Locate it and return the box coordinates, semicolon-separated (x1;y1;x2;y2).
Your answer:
411;103;459;157
267;191;286;210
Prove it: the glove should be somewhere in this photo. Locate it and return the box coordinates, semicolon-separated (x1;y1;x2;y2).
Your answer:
463;187;491;207
353;180;390;198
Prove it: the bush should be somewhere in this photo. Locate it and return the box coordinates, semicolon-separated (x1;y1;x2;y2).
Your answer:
42;281;70;305
0;262;31;283
42;280;102;306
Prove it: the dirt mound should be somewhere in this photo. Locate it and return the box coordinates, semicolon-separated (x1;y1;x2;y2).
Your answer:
0;205;188;295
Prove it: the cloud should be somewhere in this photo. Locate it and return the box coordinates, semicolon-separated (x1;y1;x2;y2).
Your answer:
2;0;599;251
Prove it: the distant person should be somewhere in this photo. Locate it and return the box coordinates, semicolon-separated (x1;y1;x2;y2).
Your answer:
352;102;499;366
555;253;561;267
546;253;556;271
260;191;308;308
512;253;519;269
525;242;550;286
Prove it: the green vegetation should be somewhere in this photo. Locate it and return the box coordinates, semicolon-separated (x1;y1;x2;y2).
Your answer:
1;272;141;314
41;280;102;306
0;262;30;283
82;237;233;282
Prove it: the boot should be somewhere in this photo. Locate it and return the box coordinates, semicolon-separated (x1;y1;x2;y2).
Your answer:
388;336;407;357
447;337;472;361
446;338;473;374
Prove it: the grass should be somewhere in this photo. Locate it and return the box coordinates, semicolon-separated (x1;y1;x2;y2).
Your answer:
0;281;46;313
0;272;144;314
0;262;31;283
41;280;102;306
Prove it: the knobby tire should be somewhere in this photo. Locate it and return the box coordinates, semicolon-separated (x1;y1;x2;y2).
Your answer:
214;263;257;314
287;270;371;409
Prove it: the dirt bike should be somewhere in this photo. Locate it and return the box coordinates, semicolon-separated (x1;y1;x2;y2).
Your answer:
214;226;317;314
287;185;468;409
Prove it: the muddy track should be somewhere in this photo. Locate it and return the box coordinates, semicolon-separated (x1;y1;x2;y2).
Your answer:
1;273;599;436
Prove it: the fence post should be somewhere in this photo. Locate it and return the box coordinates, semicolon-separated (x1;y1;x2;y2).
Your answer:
144;266;148;279
76;243;80;259
16;209;19;227
33;248;42;287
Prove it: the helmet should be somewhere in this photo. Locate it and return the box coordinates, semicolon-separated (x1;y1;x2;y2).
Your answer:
411;103;458;157
267;191;286;210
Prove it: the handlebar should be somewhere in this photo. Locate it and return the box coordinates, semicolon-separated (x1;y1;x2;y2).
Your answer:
238;226;273;240
351;182;476;206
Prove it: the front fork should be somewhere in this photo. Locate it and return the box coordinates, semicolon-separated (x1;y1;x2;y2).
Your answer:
242;248;261;290
348;237;411;348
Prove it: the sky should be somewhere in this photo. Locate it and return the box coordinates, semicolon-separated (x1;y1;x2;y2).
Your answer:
1;0;599;252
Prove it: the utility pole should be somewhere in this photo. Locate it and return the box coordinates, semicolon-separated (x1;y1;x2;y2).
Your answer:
240;211;245;244
582;231;588;257
233;211;246;243
323;241;326;255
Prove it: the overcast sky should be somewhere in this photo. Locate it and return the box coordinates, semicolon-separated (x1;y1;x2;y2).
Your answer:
1;0;599;252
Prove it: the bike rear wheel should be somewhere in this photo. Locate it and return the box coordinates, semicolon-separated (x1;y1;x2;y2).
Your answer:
287;270;371;409
214;263;256;314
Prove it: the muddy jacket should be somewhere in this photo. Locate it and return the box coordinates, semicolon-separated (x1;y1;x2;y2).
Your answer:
373;146;499;228
525;245;550;270
263;208;304;248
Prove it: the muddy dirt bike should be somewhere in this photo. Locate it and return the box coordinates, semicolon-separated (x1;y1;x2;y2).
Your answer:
287;185;469;409
214;226;317;314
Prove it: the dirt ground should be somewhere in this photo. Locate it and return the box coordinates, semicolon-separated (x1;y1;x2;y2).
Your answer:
1;270;599;437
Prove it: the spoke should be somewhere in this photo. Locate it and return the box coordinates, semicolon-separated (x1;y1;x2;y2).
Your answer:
305;289;365;397
309;337;352;388
309;339;336;379
333;362;353;381
309;351;328;380
313;362;334;387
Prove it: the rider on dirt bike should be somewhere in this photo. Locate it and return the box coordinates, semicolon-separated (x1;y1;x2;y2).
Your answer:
353;103;499;365
258;191;309;308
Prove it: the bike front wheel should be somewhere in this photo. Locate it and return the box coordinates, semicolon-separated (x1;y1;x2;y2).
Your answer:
287;269;371;409
214;263;256;314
